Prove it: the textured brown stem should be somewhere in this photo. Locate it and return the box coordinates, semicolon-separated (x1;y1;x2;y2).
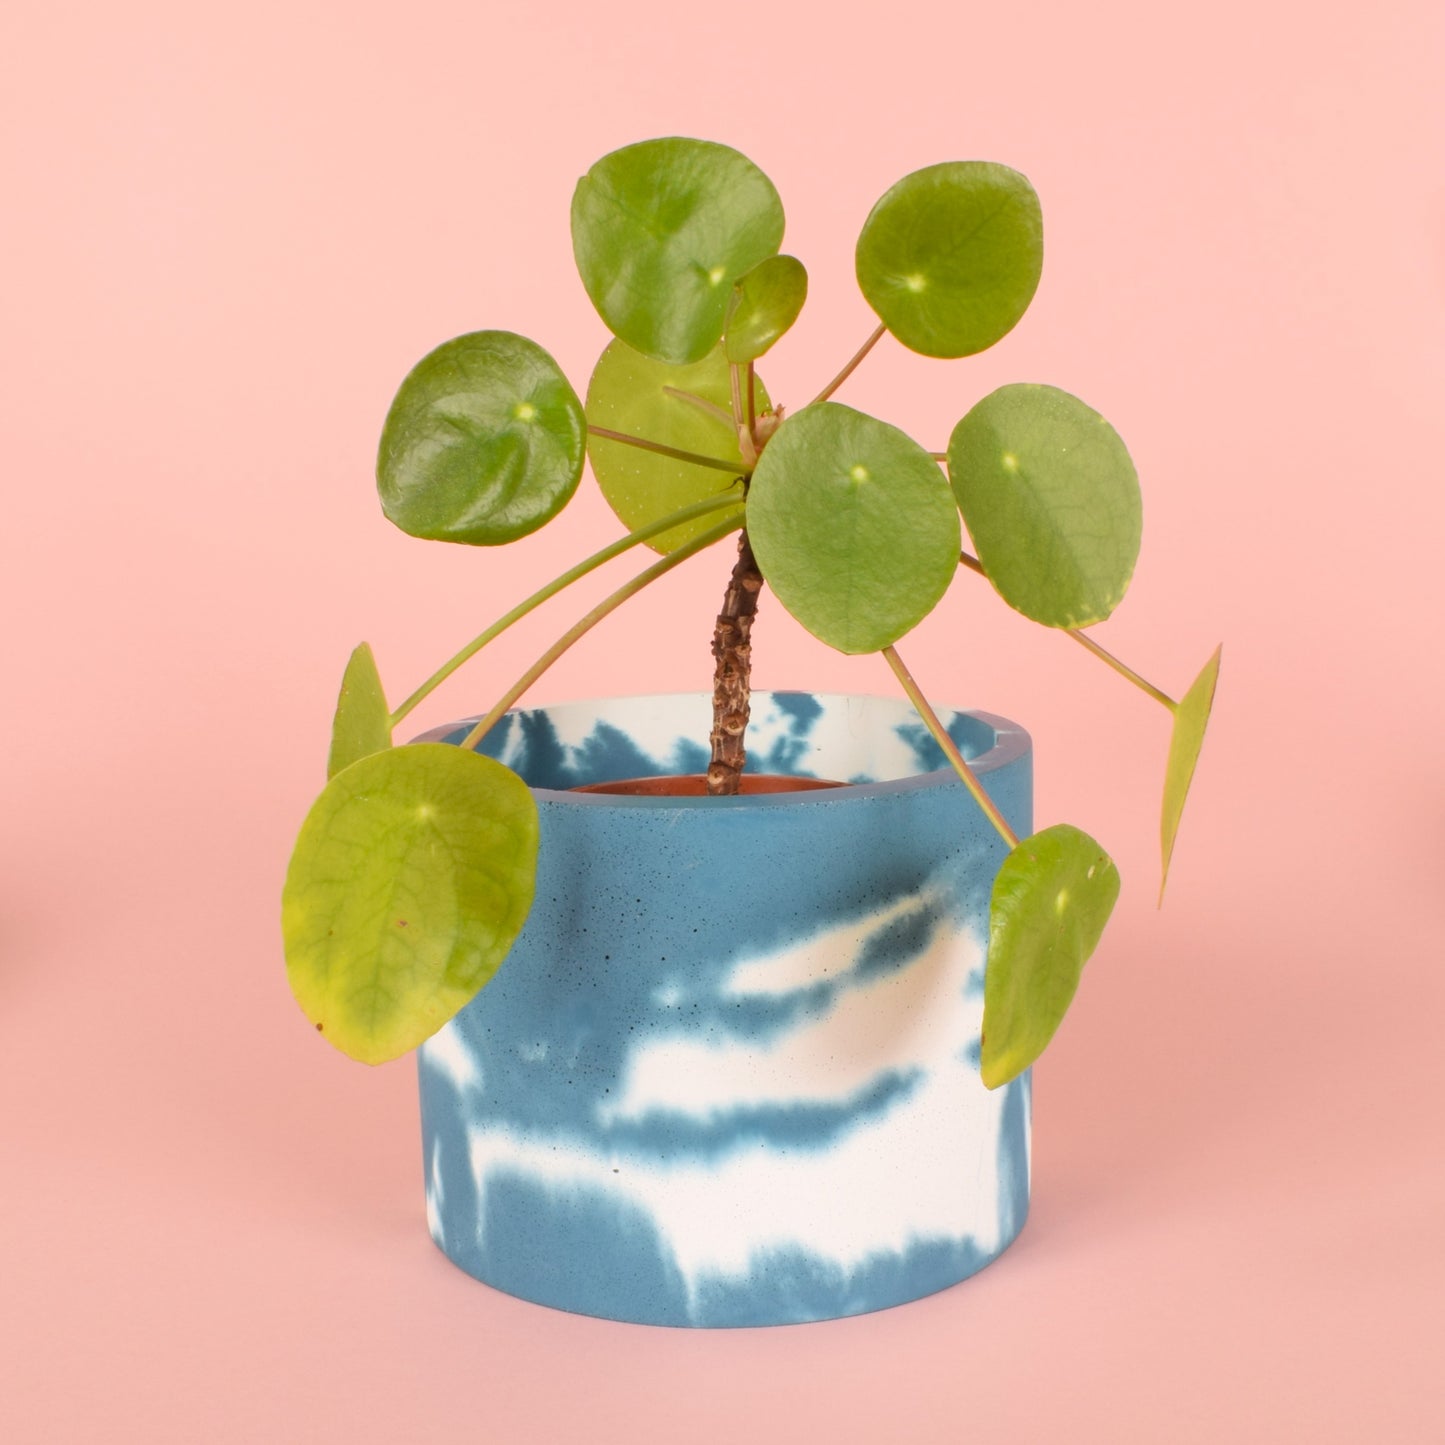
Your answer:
706;531;763;796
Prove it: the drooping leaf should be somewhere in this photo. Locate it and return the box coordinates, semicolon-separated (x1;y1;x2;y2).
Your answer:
725;254;807;363
981;824;1120;1089
746;403;960;655
856;161;1042;359
948;383;1141;628
377;331;585;545
586;339;767;552
326;642;392;779
571;137;785;365
1160;645;1222;901
282;744;539;1064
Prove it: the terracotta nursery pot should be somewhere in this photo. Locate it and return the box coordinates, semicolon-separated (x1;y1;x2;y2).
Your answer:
412;691;1033;1327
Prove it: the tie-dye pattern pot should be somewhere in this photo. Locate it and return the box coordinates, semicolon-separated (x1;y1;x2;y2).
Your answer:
412;692;1032;1328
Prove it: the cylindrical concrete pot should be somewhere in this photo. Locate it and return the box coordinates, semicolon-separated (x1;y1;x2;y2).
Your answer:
414;691;1032;1328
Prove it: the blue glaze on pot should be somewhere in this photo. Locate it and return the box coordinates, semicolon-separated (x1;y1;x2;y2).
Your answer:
415;693;1032;1328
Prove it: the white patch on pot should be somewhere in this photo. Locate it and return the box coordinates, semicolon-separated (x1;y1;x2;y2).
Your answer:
462;906;1011;1318
717;891;943;1001
421;1020;481;1091
426;1139;445;1247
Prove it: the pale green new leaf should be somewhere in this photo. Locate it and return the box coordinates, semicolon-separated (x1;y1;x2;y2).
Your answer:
725;254;807;363
1160;645;1222;901
586;340;766;552
326;642;392;779
377;331;585;545
856;161;1042;358
981;824;1120;1089
948;383;1141;628
282;744;539;1064
746;403;960;655
572;137;785;364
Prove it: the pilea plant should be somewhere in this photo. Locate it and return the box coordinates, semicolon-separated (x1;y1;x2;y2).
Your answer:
282;137;1219;1084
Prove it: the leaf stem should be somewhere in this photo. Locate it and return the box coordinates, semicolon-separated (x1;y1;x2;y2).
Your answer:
746;363;756;431
661;386;735;427
882;644;1019;849
957;549;1177;711
389;488;745;726
808;321;887;407
457;517;743;754
588;425;743;474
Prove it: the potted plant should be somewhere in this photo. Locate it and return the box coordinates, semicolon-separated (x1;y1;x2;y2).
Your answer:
281;137;1220;1327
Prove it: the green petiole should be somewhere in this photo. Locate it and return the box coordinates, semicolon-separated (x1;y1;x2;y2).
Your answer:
457;517;743;755
390;488;745;726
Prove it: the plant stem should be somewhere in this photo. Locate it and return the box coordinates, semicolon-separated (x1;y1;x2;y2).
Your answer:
729;363;757;467
746;363;756;431
456;518;743;755
1066;629;1178;710
588;425;743;474
957;549;1178;712
661;386;735;426
808;322;887;407
707;532;763;796
390;488;744;725
930;451;948;462
882;644;1020;850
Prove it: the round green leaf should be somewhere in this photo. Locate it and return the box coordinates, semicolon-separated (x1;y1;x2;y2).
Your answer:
326;641;392;780
981;824;1120;1089
1160;645;1221;901
746;403;961;655
571;137;786;365
725;254;807;363
856;161;1042;358
586;339;767;552
948;383;1141;628
377;331;585;545
282;743;539;1064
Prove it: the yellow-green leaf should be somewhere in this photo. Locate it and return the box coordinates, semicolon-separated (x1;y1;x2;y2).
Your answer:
586;340;765;552
981;824;1120;1089
1160;646;1221;901
282;744;539;1064
326;642;392;780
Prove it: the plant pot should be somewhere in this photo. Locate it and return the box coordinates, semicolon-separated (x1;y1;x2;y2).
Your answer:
413;691;1033;1328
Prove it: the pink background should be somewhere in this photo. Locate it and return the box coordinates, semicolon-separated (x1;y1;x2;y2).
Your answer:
3;1;1442;1439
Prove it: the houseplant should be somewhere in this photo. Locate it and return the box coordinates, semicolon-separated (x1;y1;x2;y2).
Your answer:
281;137;1219;1324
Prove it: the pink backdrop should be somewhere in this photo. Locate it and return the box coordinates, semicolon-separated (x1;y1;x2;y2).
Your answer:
3;1;1442;1438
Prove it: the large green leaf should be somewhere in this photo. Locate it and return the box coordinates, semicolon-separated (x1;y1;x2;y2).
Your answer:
571;137;785;365
1160;645;1222;901
981;824;1120;1089
282;744;539;1064
856;161;1042;358
746;403;960;655
377;331;585;545
326;642;392;780
948;383;1141;628
586;339;766;552
725;254;807;363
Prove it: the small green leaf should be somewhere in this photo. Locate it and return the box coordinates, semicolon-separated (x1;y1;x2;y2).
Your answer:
586;339;767;552
571;137;786;365
282;744;539;1064
377;331;585;545
746;403;960;655
725;254;807;363
856;161;1042;359
326;642;392;779
1160;645;1221;901
981;824;1120;1089
948;384;1141;628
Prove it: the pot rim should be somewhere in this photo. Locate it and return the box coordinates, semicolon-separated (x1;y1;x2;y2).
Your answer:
412;690;1030;810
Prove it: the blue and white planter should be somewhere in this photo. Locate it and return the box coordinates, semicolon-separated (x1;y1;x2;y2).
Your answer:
414;692;1032;1328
